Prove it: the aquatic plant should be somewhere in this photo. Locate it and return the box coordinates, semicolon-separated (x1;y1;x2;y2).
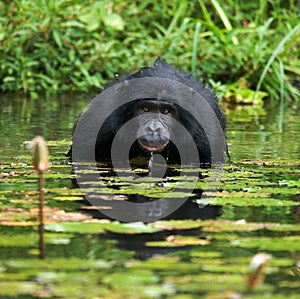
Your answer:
32;136;50;259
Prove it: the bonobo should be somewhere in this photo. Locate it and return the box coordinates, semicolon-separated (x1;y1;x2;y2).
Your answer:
94;57;226;167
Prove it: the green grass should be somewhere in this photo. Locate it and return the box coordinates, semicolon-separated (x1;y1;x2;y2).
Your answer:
0;0;299;103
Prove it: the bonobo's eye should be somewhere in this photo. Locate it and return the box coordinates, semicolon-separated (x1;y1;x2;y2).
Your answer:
141;106;150;113
161;108;171;115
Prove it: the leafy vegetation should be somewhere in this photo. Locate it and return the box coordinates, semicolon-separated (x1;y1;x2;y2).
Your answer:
0;0;299;103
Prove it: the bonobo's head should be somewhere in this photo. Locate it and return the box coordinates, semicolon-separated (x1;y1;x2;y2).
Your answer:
135;99;177;153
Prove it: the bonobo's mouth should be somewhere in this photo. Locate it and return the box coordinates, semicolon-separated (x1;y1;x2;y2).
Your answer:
138;140;169;153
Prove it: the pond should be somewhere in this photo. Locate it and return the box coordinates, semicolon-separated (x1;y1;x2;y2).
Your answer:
0;94;299;299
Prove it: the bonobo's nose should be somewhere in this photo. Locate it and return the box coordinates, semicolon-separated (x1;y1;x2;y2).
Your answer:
147;120;163;134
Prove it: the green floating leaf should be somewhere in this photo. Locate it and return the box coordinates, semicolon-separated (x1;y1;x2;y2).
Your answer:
45;221;161;235
53;196;83;201
0;281;37;297
103;222;162;234
1;235;35;247
103;271;159;286
151;219;205;230
146;235;210;248
1;233;73;247
268;224;300;232
201;220;275;232
197;194;299;207
45;221;105;234
4;257;112;271
232;236;300;251
278;179;300;188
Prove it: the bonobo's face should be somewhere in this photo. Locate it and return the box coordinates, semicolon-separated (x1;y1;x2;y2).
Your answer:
136;99;176;153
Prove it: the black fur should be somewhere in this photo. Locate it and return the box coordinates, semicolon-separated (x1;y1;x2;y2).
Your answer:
95;58;226;166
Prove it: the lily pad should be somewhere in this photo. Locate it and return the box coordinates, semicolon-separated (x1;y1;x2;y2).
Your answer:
146;235;210;247
232;236;300;251
45;221;106;234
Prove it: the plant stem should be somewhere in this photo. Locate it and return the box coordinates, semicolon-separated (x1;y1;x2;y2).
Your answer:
38;172;45;259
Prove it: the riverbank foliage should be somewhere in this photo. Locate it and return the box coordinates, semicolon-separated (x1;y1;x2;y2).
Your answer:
0;0;299;103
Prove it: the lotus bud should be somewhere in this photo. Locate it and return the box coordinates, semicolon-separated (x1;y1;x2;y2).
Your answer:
32;136;50;173
247;253;270;290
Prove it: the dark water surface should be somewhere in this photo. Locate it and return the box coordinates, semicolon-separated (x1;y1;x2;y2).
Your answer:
0;94;299;298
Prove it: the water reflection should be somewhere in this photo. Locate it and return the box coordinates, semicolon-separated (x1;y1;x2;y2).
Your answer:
71;159;221;222
0;94;299;223
0;93;90;152
225;103;300;161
